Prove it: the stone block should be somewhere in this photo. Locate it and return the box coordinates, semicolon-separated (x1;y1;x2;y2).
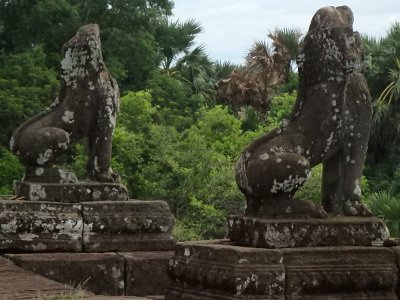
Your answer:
283;247;398;299
166;240;285;300
0;200;82;252
166;240;398;300
0;256;92;299
121;251;174;296
6;252;125;296
14;181;129;202
228;215;389;248
388;246;400;299
82;200;176;252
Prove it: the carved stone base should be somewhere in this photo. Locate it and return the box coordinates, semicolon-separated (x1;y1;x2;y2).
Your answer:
0;200;82;252
83;200;176;252
228;215;389;248
13;180;129;202
166;240;285;300
0;199;175;252
166;240;398;300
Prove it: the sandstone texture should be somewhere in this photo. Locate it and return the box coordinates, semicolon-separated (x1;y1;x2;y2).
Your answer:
83;200;176;252
14;181;128;202
167;240;398;300
228;215;390;248
0;199;175;252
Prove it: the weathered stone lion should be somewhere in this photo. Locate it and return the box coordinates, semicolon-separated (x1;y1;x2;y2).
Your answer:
236;6;372;218
10;24;119;183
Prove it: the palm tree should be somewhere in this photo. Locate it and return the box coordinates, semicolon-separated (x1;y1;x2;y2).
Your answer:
363;23;400;159
216;27;302;114
378;58;400;104
155;18;202;73
174;45;216;102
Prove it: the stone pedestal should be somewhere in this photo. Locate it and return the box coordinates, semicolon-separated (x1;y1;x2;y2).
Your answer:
228;215;389;248
83;201;176;252
166;240;398;300
0;200;82;252
167;240;285;300
0;199;175;252
14;180;129;202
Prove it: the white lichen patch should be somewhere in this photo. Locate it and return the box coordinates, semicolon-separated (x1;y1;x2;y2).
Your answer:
104;97;116;129
1;218;18;233
92;189;101;200
111;266;122;279
58;169;77;184
19;233;39;241
118;281;125;289
184;247;191;257
324;132;335;153
259;153;269;160
29;184;47;200
58;142;68;150
31;242;48;251
35;168;44;176
88;81;95;90
9;136;15;151
37;148;53;165
297;158;308;166
94;156;100;172
62;110;75;124
270;171;310;194
264;224;296;248
236;154;252;194
353;178;361;197
270;146;285;156
56;219;83;238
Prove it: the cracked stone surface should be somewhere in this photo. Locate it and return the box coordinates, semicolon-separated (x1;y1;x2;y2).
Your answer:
166;240;398;300
228;215;390;248
0;199;175;252
14;181;128;202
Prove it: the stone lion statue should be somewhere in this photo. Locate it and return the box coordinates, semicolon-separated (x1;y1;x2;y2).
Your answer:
236;6;372;218
10;24;119;183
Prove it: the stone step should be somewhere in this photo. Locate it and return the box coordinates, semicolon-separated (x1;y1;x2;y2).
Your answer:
0;256;93;299
6;251;174;297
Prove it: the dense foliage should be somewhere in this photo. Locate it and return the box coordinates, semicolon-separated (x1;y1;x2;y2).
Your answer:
1;1;400;238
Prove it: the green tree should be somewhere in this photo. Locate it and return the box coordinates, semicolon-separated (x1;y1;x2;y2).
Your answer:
363;23;400;159
0;0;174;90
0;47;59;147
0;147;24;195
155;18;202;72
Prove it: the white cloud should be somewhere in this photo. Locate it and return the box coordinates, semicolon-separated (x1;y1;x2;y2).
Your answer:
172;0;400;64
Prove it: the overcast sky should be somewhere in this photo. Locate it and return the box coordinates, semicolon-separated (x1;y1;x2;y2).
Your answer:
172;0;400;64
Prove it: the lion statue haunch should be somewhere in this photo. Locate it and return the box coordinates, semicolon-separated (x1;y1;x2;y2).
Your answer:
236;6;372;218
10;24;119;183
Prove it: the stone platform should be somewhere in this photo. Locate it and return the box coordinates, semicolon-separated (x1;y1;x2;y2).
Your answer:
228;215;389;248
166;240;399;300
0;199;175;252
13;181;129;202
0;256;93;299
6;251;173;297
